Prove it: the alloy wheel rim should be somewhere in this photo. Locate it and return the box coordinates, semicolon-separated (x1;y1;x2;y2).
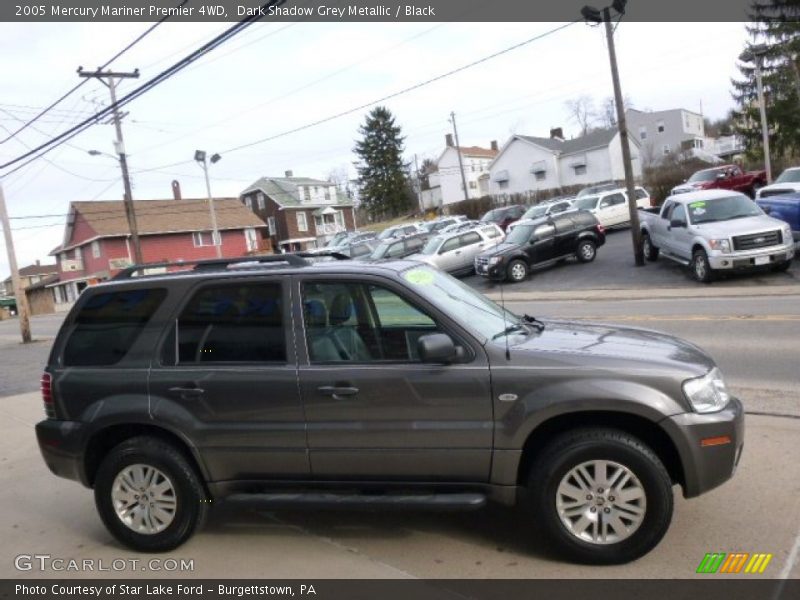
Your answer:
556;459;647;545
511;264;526;280
581;243;594;259
643;238;651;255
111;464;177;535
695;256;706;279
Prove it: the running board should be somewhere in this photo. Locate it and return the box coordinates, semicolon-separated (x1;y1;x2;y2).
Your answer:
224;492;487;511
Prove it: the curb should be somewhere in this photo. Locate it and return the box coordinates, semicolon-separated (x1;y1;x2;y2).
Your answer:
484;284;800;302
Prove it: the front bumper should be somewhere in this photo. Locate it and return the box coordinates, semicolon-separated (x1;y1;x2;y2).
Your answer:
660;397;744;498
36;419;90;487
708;243;794;270
475;262;506;280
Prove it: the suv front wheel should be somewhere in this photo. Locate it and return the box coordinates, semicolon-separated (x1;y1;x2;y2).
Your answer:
94;436;208;552
507;259;529;283
526;428;673;564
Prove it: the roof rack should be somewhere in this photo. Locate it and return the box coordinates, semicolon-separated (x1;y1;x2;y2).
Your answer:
294;251;350;260
112;254;310;280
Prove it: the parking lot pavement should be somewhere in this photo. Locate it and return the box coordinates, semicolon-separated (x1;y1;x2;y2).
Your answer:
463;227;800;295
1;392;798;580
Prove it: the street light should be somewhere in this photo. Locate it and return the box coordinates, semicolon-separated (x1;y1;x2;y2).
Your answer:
740;44;772;184
195;149;223;259
581;0;644;267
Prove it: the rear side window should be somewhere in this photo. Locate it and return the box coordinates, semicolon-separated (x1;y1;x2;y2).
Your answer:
635;188;649;199
63;288;166;367
460;232;481;246
167;283;285;364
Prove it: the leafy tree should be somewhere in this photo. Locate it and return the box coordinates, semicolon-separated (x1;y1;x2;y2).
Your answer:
731;1;800;162
354;106;414;220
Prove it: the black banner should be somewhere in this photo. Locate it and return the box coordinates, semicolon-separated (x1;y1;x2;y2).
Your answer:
3;0;759;23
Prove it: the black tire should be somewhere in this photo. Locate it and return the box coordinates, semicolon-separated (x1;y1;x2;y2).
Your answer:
772;260;792;272
94;436;208;552
691;248;714;283
507;259;528;283
526;428;673;565
642;233;659;261
576;239;597;263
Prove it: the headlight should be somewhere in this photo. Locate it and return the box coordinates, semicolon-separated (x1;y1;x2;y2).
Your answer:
488;256;503;266
783;225;792;242
683;367;730;413
708;239;731;253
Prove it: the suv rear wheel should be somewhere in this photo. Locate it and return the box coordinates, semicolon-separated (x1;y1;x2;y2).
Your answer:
526;428;673;564
94;436;207;552
576;239;597;263
507;259;528;283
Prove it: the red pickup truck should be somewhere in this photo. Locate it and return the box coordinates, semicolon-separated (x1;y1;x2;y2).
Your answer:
671;165;767;198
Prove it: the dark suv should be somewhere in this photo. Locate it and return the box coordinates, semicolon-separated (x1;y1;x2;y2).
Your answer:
476;211;605;282
36;255;743;564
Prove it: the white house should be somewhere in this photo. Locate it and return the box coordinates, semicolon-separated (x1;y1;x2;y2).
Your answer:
429;135;499;207
489;128;642;199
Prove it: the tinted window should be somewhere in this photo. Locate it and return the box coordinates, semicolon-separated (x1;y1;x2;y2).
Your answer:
405;237;424;252
671;204;687;224
533;223;556;239
440;236;461;253
349;243;373;257
63;288;166;367
386;241;406;258
600;193;625;208
170;283;285;364
482;225;502;239
460;232;481;246
635;188;649;199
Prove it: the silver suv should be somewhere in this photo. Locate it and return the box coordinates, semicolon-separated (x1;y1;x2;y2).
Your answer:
411;224;505;275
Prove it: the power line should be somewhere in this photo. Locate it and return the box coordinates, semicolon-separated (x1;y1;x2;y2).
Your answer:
0;1;190;145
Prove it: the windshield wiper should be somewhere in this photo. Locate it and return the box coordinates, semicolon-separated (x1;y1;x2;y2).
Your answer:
492;323;527;340
522;313;546;332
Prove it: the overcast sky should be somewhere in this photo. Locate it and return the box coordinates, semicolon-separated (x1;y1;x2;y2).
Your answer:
0;20;749;278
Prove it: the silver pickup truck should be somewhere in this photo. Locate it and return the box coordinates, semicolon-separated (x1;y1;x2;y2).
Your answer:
639;189;795;282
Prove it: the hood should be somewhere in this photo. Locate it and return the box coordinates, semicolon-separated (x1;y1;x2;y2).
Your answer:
691;215;788;237
673;181;711;194
758;182;800;196
479;242;519;257
506;319;714;375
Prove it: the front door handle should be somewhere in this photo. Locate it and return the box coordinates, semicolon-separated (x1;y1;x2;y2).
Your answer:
168;385;205;398
317;385;360;400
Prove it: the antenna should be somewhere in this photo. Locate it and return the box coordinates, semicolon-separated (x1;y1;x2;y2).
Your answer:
495;219;511;361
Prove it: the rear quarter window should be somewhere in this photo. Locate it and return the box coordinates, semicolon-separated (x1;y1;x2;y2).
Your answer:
62;288;167;367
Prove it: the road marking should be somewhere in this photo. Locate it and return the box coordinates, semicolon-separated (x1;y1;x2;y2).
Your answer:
778;518;800;579
550;315;800;322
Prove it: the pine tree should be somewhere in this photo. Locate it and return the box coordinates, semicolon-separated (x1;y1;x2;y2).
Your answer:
354;106;414;220
731;1;800;163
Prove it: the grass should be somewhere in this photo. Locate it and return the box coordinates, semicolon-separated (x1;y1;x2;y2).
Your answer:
358;215;419;233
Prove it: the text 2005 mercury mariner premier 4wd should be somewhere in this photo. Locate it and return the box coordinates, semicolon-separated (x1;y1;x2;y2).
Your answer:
36;254;743;564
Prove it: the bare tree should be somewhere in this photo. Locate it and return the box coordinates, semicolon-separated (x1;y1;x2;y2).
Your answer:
564;95;597;136
599;95;635;128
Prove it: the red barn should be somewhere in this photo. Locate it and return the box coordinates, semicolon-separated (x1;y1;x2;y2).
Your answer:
49;197;267;307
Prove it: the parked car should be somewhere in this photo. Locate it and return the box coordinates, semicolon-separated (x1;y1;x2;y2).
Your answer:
576;182;618;198
480;205;526;231
324;231;353;248
337;240;377;259
671;165;767;198
412;224;505;276
475;211;605;283
36;253;744;563
571;187;650;228
639;190;795;282
510;198;575;230
421;215;468;234
756;192;800;242
439;219;482;234
377;223;426;240
368;232;430;260
756;166;800;199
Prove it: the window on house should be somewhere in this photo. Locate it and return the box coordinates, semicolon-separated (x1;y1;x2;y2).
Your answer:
469;181;477;189
639;126;647;140
657;121;665;133
165;283;286;365
303;187;311;202
91;240;100;259
297;212;308;232
245;197;252;210
334;210;345;228
325;188;332;202
663;145;671;155
244;228;258;252
498;180;509;189
74;248;81;260
535;171;546;181
257;193;265;210
192;231;221;247
268;216;276;235
574;165;587;176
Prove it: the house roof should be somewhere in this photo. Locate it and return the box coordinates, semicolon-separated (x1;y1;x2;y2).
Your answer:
492;128;636;168
52;198;264;254
241;177;353;208
19;263;58;277
25;274;59;291
456;145;498;159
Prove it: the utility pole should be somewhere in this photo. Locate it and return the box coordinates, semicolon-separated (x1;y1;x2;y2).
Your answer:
753;57;772;184
196;153;223;259
77;67;143;264
0;182;32;343
413;154;425;215
449;112;470;203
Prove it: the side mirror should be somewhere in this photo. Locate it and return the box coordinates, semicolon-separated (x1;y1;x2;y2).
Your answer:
669;219;686;228
418;333;458;364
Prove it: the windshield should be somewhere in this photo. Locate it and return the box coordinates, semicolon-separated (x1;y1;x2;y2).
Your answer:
573;196;599;210
774;169;800;184
370;242;391;258
481;209;501;221
505;224;534;245
401;266;520;341
419;235;443;255
522;205;547;220
688;169;723;183
377;228;396;240
686;196;764;224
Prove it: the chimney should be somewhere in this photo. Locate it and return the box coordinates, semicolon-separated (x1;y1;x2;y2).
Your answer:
490;140;498;152
36;260;40;266
171;180;182;200
285;170;294;178
445;134;454;147
550;127;564;141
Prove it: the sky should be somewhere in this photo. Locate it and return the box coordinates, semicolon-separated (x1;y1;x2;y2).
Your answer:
0;19;749;279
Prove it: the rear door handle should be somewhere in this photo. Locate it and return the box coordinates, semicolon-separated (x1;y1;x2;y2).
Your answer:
168;385;205;398
317;386;360;399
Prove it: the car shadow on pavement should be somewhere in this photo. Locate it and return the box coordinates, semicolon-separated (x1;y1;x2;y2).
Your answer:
202;502;561;561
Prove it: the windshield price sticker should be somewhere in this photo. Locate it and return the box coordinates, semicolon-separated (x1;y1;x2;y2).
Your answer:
404;269;435;285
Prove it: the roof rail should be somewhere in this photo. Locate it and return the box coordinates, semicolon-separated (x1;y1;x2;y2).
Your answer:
295;251;351;261
112;254;310;280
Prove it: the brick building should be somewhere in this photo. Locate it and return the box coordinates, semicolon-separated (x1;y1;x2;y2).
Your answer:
240;171;356;252
49;197;267;307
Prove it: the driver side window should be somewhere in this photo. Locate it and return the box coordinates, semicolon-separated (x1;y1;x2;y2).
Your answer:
439;237;460;254
671;204;687;224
